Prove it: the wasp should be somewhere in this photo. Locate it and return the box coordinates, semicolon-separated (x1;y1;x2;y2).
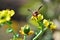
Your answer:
28;4;43;17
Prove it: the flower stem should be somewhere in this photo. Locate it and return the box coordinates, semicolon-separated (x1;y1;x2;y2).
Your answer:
33;28;47;40
24;34;27;40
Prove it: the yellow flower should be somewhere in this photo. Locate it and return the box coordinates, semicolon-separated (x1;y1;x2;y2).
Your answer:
0;9;15;24
37;14;43;21
6;16;11;21
43;19;49;27
4;9;15;17
19;25;34;35
6;10;15;17
50;24;56;30
50;22;56;30
19;27;25;35
28;31;34;35
31;16;37;21
0;20;6;24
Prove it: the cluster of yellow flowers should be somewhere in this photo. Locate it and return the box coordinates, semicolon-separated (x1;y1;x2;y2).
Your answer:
19;25;34;35
31;13;56;30
31;14;43;21
43;19;56;30
0;9;15;24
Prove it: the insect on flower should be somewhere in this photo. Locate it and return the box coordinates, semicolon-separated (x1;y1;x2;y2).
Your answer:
28;4;43;17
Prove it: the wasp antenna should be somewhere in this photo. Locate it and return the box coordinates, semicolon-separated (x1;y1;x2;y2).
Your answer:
38;4;43;11
28;9;33;13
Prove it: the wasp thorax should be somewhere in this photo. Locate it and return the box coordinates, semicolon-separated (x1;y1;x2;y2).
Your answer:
33;11;39;17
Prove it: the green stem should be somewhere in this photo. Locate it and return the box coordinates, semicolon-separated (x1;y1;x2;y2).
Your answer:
6;21;18;40
33;28;47;40
24;34;27;40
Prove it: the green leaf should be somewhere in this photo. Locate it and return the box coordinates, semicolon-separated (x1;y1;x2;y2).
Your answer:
6;28;13;33
15;34;19;38
6;21;12;26
24;25;30;34
12;33;19;40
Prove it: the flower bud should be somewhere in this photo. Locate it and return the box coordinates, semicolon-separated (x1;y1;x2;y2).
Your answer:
37;14;43;21
31;16;37;21
50;24;56;30
24;25;30;34
10;10;15;16
43;19;49;27
6;28;13;33
50;22;56;30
